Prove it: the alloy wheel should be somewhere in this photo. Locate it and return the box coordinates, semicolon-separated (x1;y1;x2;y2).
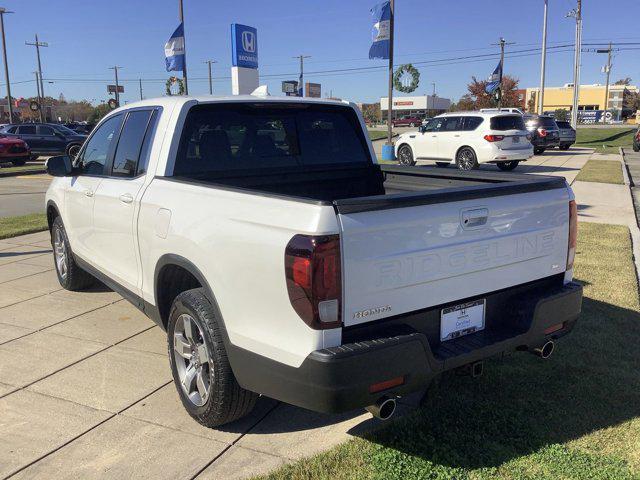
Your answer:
173;314;212;407
398;147;412;165
458;149;475;170
53;228;68;281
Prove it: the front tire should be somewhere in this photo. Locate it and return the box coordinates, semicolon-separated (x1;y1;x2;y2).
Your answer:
51;216;95;290
633;141;639;152
397;145;416;166
168;288;258;427
497;161;519;171
534;147;545;155
456;147;478;171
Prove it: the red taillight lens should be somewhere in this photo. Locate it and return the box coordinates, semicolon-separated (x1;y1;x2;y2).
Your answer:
567;200;578;270
537;127;547;137
484;134;505;142
285;234;342;329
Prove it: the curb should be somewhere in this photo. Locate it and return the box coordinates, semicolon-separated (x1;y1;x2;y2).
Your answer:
0;168;46;178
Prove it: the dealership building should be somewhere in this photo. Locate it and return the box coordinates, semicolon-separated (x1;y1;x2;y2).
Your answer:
524;83;638;115
380;95;451;120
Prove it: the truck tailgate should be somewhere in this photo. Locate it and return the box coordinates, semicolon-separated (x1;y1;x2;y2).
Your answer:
336;186;570;327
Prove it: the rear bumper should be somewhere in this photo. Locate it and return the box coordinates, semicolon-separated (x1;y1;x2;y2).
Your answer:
228;281;583;413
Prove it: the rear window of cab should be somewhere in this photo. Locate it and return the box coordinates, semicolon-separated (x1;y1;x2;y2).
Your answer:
490;115;525;131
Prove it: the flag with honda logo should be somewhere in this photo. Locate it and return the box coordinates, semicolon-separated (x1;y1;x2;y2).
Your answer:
165;23;185;72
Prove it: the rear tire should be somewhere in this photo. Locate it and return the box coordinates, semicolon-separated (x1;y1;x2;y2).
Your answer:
168;288;258;427
436;162;449;168
497;161;519;171
456;147;478;171
559;144;571;151
534;147;545;155
397;145;416;166
51;216;95;291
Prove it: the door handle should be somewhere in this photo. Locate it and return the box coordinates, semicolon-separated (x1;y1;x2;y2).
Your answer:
84;189;93;197
119;193;134;204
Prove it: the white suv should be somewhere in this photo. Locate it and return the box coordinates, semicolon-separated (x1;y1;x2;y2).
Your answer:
395;112;533;171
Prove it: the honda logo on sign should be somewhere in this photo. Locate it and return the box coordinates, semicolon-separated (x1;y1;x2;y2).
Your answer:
242;31;255;53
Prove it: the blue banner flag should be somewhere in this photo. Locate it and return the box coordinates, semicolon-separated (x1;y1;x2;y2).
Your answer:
165;23;185;72
369;1;391;60
485;60;502;94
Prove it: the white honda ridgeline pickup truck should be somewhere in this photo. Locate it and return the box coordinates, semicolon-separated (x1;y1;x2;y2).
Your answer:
45;95;582;426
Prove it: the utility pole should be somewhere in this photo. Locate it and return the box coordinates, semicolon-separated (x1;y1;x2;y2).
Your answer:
0;8;13;123
139;78;143;101
293;55;311;97
33;71;43;122
386;0;395;147
109;66;122;107
178;0;188;94
599;42;613;123
538;0;548;114
26;34;48;122
568;0;582;128
203;60;217;94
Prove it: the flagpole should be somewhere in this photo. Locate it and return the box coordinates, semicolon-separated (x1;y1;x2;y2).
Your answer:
178;0;188;95
386;0;394;147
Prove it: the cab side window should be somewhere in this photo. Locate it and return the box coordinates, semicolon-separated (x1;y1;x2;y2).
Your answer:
77;114;122;176
111;110;153;177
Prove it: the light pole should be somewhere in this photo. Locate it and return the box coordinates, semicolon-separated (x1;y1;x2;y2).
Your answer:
568;0;582;128
178;0;188;94
538;0;548;115
293;55;311;97
492;37;514;109
0;8;13;123
386;0;395;146
597;43;613;123
203;60;217;94
26;34;48;122
109;66;122;107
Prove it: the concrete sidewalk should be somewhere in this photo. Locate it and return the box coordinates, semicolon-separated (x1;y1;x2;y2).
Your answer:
0;231;419;480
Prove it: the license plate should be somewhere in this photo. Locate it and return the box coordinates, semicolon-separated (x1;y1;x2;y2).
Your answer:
440;299;485;341
512;136;520;143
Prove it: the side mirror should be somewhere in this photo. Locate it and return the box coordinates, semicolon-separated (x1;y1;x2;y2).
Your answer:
46;155;73;177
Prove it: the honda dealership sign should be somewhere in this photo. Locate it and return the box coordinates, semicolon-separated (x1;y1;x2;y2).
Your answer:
231;24;258;69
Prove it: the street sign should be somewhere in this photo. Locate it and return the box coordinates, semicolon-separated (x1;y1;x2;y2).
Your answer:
107;84;124;94
305;82;321;98
282;80;298;95
231;24;258;69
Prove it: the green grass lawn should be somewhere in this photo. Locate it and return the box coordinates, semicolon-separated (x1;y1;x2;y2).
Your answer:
575;127;636;154
368;130;389;141
0;164;46;175
258;222;640;480
575;159;624;184
0;213;48;240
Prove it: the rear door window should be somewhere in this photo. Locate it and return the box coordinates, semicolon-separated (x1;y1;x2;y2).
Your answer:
462;117;483;131
440;117;462;131
174;103;371;176
37;125;55;136
490;115;525;131
111;110;153;177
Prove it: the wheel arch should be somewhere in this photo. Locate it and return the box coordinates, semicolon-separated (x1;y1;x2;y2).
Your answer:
455;145;476;159
46;200;60;232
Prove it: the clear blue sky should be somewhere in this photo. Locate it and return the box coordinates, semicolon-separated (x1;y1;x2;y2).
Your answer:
2;0;638;105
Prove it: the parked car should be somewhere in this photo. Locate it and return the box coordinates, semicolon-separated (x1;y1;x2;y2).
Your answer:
0;135;31;166
555;120;576;150
0;123;87;159
395;111;533;171
45;95;582;427
392;115;422;127
633;126;639;152
64;122;95;135
524;115;560;155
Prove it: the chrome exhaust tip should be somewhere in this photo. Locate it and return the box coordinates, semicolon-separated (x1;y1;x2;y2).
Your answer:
365;396;397;421
531;340;555;359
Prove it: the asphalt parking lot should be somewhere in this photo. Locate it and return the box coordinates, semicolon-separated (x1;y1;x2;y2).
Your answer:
0;148;614;480
0;174;51;217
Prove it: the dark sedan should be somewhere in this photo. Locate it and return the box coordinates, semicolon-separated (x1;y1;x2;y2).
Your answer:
0;123;87;159
524;115;560;155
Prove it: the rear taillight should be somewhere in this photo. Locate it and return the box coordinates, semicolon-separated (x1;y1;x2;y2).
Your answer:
537;127;547;137
484;134;505;142
285;234;342;329
567;200;577;270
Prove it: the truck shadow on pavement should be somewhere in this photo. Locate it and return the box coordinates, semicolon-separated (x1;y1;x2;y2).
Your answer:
351;294;640;469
